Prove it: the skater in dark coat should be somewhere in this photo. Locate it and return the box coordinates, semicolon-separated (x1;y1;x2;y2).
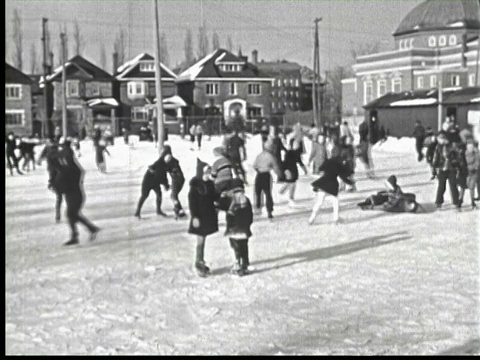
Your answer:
49;138;100;245
308;155;355;225
43;139;64;223
278;138;304;207
95;139;110;173
5;132;23;175
163;145;186;219
225;179;253;276
134;148;170;218
188;158;219;276
412;120;426;161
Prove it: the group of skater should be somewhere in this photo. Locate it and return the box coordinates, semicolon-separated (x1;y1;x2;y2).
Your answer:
5;132;43;175
8;113;479;276
414;118;480;210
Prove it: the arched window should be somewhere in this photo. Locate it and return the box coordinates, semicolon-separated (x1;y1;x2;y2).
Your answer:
409;38;414;49
439;35;447;46
399;40;404;50
428;36;436;47
449;35;457;46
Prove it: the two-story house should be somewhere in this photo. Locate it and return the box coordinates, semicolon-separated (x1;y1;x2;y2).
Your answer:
176;49;273;131
45;55;117;137
5;63;33;137
115;53;179;134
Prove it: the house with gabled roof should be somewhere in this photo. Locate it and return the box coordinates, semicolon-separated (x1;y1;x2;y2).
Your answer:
176;48;273;132
5;63;33;136
45;55;117;137
114;53;179;134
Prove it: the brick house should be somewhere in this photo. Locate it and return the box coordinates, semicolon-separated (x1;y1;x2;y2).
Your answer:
5;63;33;137
342;0;480;128
45;55;117;137
114;53;179;134
176;49;273;133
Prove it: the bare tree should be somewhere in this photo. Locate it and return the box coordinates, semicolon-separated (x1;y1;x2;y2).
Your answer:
99;42;107;70
159;31;169;66
114;28;127;66
56;24;69;67
226;35;233;52
29;43;39;74
324;66;353;122
72;19;84;56
184;28;194;66
12;8;23;70
197;26;209;59
212;31;220;50
350;41;381;61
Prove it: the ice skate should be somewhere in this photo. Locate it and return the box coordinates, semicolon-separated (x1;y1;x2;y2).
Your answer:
194;261;210;277
90;227;101;242
156;210;168;217
230;262;245;277
64;238;79;246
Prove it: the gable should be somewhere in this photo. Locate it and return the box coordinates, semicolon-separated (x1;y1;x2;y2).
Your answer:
5;63;33;84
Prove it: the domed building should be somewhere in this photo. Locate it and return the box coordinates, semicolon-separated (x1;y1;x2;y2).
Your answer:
342;0;480;131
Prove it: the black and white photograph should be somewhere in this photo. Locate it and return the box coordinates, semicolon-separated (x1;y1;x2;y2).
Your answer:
4;0;480;355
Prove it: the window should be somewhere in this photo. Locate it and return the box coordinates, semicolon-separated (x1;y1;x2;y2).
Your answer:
284;90;288;97
290;91;294;97
248;83;261;95
428;36;436;47
417;76;424;89
439;35;447;47
139;62;155;72
91;83;100;96
221;64;239;72
295;79;300;87
377;80;387;97
364;81;373;105
283;78;288;86
131;107;148;122
469;74;476;87
67;80;79;97
271;79;276;87
206;83;219;95
409;38;414;49
399;40;404;50
430;75;437;88
277;79;281;87
290;102;294;109
451;75;460;87
5;85;22;99
449;35;457;46
290;78;294;86
272;91;275;97
5;110;24;126
392;78;402;93
296;91;300;97
272;101;276;110
127;81;145;96
229;82;237;95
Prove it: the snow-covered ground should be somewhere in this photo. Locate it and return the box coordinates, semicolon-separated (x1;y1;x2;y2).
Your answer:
5;134;480;355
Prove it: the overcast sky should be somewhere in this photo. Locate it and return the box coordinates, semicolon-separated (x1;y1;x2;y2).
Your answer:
5;0;421;74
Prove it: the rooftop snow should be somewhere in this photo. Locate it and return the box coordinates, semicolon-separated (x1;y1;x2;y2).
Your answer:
177;50;218;82
390;98;437;107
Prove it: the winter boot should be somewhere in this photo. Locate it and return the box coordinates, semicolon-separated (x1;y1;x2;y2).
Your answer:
64;238;79;246
174;202;186;220
194;261;210;277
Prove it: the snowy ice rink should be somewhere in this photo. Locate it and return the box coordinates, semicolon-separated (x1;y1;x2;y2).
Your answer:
5;134;480;355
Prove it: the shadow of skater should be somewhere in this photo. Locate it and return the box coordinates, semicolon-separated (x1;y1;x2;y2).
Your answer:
210;231;412;276
439;338;480;355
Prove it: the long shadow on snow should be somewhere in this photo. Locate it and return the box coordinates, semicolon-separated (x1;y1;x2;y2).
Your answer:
210;231;411;276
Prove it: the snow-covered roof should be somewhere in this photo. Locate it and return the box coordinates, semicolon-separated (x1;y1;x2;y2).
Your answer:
115;53;177;80
390;98;437;107
470;97;480;103
87;98;119;107
154;95;187;107
177;50;218;82
46;62;71;82
116;53;148;74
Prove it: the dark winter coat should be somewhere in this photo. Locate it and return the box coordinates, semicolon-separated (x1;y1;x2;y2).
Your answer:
50;146;83;194
281;149;301;183
5;137;17;156
311;157;354;196
165;157;185;184
412;124;425;140
225;198;253;239
146;157;169;187
188;177;219;236
339;144;355;175
95;145;109;163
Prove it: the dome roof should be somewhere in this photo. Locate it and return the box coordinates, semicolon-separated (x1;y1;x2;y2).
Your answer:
394;0;480;36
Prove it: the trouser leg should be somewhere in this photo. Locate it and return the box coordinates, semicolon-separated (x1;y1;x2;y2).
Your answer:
447;170;459;206
153;185;163;213
331;195;340;221
55;191;63;221
254;174;262;209
264;174;274;213
435;171;448;206
195;236;206;264
309;191;326;223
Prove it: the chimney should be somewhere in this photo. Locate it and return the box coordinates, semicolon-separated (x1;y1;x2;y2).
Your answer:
113;52;119;74
252;50;258;65
49;52;54;72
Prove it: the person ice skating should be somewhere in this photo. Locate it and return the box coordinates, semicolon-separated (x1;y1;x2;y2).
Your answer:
42;138;64;223
225;179;253;276
432;133;461;210
453;141;469;209
134;149;170;218
308;134;327;175
252;140;283;219
339;136;356;192
264;126;287;170
189;124;196;148
163;145;186;219
423;127;437;179
5;132;23;176
279;138;305;207
308;154;355;225
464;140;480;208
95;138;110;173
49;138;100;245
413;120;426;162
224;129;248;184
188;159;219;277
339;121;353;145
290;123;308;175
211;146;236;210
122;127;129;145
195;123;204;150
358;116;379;179
260;120;270;145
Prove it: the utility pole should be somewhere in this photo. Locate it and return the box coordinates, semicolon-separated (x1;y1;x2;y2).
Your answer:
437;77;443;132
154;0;165;153
61;32;67;137
476;38;480;86
41;18;49;138
312;17;322;128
